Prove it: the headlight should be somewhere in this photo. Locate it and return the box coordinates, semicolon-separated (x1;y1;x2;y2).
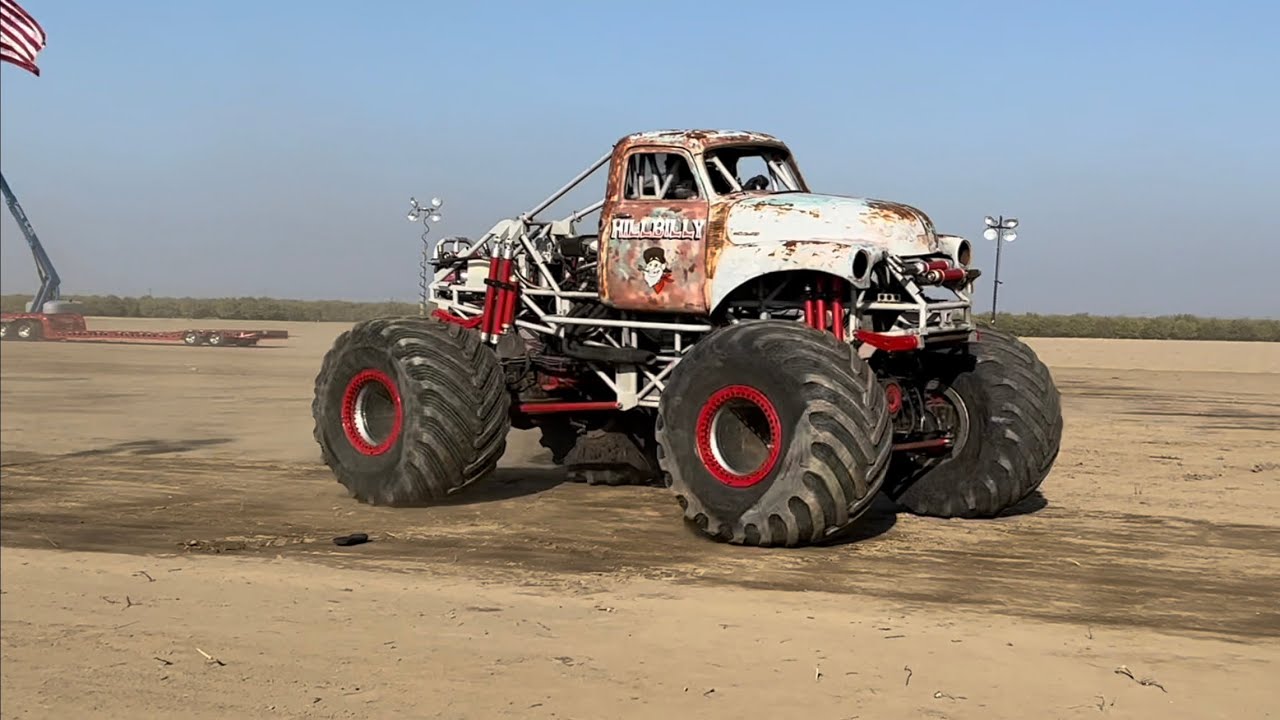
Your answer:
938;235;972;267
848;247;880;289
851;248;872;283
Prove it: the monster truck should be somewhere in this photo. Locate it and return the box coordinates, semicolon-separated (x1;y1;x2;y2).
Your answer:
311;130;1063;548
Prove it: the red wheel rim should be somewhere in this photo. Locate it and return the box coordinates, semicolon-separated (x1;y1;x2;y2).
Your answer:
340;369;403;456
695;384;783;488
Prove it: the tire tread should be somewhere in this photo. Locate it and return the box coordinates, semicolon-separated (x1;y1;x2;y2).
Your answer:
311;316;510;505
891;327;1063;518
656;321;892;547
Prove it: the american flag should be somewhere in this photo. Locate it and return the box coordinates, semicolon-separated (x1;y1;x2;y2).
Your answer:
1;0;45;76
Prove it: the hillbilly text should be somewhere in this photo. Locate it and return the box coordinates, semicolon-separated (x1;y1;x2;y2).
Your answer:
611;217;706;240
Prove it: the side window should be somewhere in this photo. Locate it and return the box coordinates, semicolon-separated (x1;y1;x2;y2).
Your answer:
624;152;700;201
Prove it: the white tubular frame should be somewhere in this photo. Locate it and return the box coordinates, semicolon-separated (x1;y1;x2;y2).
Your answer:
426;150;976;412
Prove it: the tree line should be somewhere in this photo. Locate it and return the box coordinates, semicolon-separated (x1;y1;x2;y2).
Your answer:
3;294;1277;341
1;294;419;323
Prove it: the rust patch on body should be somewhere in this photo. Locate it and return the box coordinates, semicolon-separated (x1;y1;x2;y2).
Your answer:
863;199;921;224
598;141;712;313
768;240;803;259
865;198;937;235
702;201;734;280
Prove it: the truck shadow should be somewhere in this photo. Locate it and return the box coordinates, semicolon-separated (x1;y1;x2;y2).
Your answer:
818;490;1048;547
999;490;1049;517
819;495;900;546
422;466;569;506
63;438;234;458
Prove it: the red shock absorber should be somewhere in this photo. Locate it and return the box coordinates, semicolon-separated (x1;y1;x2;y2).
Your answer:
479;241;503;340
921;267;968;285
831;278;846;341
803;282;816;328
903;258;952;275
815;276;828;332
489;245;514;339
498;249;520;334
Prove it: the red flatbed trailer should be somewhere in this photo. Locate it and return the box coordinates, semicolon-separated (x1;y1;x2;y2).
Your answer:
0;312;289;347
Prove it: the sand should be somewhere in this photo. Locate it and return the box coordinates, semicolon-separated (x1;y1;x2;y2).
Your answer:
2;317;1278;719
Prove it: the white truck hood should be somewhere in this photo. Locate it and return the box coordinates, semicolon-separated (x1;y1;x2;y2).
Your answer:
723;193;940;256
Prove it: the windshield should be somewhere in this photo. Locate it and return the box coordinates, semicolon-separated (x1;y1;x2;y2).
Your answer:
703;145;804;195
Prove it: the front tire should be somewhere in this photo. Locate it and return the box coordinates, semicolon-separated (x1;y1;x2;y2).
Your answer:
884;327;1063;518
656;320;892;547
312;316;511;505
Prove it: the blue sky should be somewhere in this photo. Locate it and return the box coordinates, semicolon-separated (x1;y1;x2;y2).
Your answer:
2;0;1277;317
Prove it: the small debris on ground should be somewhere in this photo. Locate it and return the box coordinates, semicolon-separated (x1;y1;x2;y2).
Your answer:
1115;665;1167;692
333;533;369;547
196;647;226;666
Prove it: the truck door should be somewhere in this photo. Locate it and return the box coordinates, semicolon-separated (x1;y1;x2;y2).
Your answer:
599;148;710;314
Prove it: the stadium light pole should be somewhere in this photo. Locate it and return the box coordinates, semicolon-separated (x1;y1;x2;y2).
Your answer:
408;196;444;316
983;215;1019;323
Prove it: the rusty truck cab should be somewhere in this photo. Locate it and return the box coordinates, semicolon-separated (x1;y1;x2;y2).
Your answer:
598;131;809;314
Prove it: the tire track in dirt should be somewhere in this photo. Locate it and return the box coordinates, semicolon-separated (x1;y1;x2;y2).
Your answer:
3;453;1277;641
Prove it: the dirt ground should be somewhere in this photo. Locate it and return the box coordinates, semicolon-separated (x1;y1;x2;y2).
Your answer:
2;317;1278;719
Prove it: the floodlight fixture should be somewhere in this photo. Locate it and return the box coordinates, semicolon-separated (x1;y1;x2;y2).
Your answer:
983;213;1022;323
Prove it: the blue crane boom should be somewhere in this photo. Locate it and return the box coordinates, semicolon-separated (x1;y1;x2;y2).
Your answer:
0;171;61;312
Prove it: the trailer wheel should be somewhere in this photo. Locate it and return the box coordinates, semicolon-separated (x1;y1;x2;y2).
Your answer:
0;323;9;340
884;327;1063;518
312;316;511;505
183;331;200;345
207;333;224;346
13;320;41;341
656;320;892;547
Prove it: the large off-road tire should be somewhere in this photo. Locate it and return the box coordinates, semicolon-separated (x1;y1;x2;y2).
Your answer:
656;320;892;547
885;327;1063;518
311;316;510;505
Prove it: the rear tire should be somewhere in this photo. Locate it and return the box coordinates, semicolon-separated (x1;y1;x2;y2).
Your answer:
884;327;1063;518
312;316;511;505
656;320;892;547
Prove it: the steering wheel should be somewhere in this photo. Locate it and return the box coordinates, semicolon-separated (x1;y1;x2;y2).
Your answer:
743;174;771;191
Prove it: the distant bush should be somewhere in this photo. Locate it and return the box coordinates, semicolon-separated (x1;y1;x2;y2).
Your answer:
978;312;1279;342
3;294;1276;341
1;294;419;323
